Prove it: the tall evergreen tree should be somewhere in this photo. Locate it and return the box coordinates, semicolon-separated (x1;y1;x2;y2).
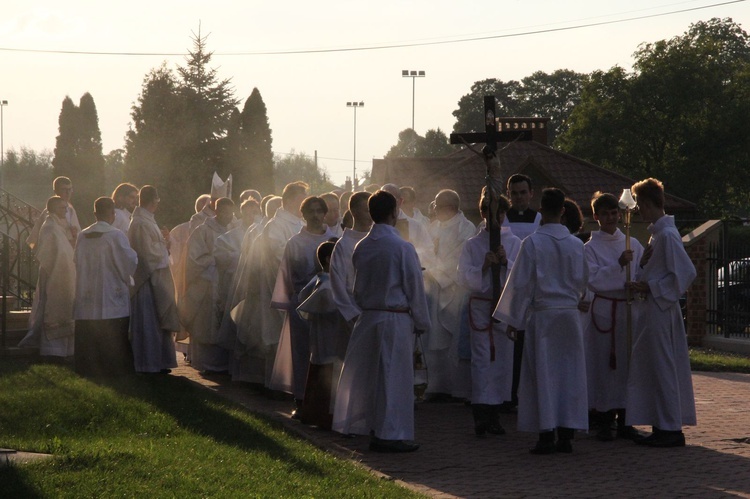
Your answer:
237;88;274;195
176;27;238;201
52;94;105;225
125;65;192;226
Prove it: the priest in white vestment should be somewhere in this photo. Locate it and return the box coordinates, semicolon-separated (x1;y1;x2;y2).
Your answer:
74;197;138;376
111;182;138;234
129;186;180;373
424;189;475;400
399;186;431;230
19;196;76;358
231;196;282;383
254;183;307;388
493;188;589;454
27;176;81;250
333;190;430;453
321;192;343;238
215;199;261;350
181;197;235;373
626;178;697;448
269;196;334;410
381;183;435;270
584;192;644;441
458;192;520;436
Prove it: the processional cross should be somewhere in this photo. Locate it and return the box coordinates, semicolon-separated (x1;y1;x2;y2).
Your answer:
450;96;531;360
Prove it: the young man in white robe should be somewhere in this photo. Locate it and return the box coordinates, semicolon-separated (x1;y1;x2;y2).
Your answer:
626;178;697;448
231;196;282;384
19;196;76;359
330;192;372;332
129;186;180;374
269;196;334;416
381;183;435;270
321;192;343;238
74;197;138;376
181;197;235;374
584;192;645;441
493;187;589;454
27;176;81;250
458;191;521;436
333;190;430;453
424;189;476;401
254;182;308;390
111;183;138;234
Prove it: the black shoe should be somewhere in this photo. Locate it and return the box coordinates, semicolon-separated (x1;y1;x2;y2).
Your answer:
617;426;642;441
369;439;420;453
634;431;661;445
555;439;573;453
160;369;172;374
487;424;506;436
529;441;556;455
596;426;615;442
642;431;685;448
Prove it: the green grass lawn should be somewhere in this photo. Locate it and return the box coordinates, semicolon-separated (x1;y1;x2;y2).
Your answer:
0;360;421;498
689;347;750;373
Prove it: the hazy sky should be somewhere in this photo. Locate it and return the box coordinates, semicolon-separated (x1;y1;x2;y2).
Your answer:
1;0;748;188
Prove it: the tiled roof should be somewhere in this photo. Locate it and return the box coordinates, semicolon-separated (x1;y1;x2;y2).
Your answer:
371;141;696;220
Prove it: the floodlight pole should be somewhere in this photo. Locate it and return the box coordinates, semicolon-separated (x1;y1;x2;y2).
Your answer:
402;70;425;130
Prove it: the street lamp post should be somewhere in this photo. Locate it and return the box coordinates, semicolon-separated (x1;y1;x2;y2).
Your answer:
346;101;364;190
401;70;425;130
0;100;7;191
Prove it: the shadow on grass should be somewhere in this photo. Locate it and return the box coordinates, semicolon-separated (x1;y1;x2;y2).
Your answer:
0;464;44;498
94;372;326;476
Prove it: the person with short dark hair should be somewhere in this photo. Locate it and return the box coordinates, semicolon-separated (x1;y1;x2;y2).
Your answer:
494;187;589;454
584;191;644;441
129;186;180;374
459;190;521;436
626;178;696;448
73;196;138;376
333;190;431;453
503;174;540;240
269;196;334;418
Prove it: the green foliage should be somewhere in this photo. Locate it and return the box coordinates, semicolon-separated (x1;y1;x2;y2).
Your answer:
451;70;588;145
558;18;750;217
2;147;53;185
51;93;105;226
227;88;275;195
125;28;243;227
689;347;750;373
274;150;336;194
385;127;455;158
0;361;418;498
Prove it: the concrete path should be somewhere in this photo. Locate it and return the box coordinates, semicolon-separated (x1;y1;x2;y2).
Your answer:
174;358;750;498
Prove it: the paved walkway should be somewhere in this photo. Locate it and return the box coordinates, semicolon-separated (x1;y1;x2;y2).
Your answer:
175;357;750;498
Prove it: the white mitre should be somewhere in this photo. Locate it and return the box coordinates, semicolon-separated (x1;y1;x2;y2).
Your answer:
211;172;233;199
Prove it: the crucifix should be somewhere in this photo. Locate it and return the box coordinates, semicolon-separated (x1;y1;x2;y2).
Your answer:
450;96;531;360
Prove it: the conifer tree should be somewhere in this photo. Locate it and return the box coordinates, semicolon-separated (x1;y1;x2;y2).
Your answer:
239;88;274;195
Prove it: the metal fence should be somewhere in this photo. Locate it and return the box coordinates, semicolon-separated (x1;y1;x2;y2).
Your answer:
0;188;39;352
705;221;750;339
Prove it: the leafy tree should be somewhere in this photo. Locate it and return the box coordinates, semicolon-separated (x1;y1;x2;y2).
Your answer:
558;18;750;216
451;71;587;145
385;128;456;158
3;147;53;185
274;151;335;194
104;148;125;195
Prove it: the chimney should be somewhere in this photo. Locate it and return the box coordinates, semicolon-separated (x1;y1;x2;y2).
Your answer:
498;117;550;146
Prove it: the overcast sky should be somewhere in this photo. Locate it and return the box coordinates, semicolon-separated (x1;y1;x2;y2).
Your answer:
1;0;748;188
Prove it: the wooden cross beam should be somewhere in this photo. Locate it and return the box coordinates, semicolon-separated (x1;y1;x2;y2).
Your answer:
449;96;532;154
449;96;532;360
